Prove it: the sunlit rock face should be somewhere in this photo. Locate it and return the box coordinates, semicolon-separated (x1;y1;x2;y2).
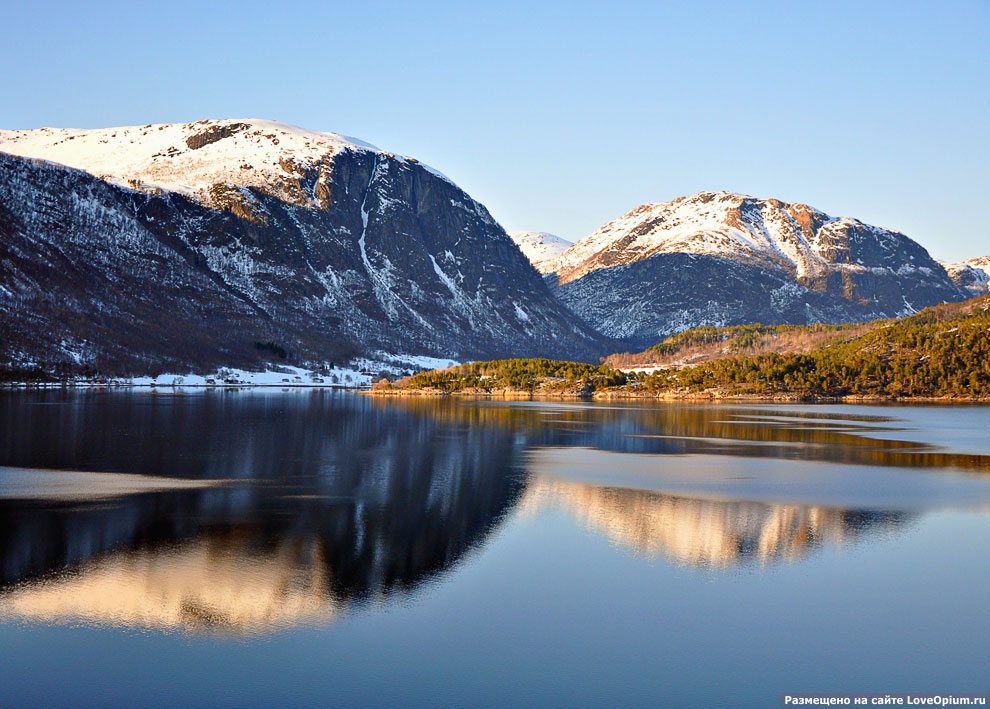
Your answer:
0;533;338;633
520;476;911;567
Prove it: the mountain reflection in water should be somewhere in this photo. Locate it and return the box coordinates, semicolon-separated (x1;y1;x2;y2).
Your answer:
520;476;911;567
0;390;987;634
0;531;339;633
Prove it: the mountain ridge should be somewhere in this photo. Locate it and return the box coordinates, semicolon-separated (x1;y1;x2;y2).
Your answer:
1;122;981;373
0;118;451;201
0;119;607;375
552;191;946;286
548;191;969;347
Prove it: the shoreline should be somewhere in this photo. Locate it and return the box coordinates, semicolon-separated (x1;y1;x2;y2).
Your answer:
365;387;990;404
1;382;371;391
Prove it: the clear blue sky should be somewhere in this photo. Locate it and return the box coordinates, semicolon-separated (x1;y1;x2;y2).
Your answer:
4;0;987;260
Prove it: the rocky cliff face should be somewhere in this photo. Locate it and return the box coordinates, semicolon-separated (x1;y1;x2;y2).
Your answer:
0;120;605;374
550;191;969;347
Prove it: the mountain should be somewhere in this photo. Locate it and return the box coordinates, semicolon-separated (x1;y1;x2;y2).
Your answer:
549;191;969;347
0;119;605;375
940;257;990;295
507;231;571;274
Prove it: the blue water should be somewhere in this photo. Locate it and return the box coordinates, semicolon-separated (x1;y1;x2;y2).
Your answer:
0;391;988;706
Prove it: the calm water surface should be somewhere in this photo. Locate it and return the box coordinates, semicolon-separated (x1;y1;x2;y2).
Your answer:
1;390;988;706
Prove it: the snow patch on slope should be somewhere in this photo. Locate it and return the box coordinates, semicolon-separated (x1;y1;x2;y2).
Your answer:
939;256;990;294
507;231;572;274
355;352;459;374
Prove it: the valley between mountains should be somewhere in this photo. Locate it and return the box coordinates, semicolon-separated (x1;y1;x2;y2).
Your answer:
0;118;987;384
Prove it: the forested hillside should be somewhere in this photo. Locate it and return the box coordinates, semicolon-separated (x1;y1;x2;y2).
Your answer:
604;321;878;369
636;295;989;398
381;295;990;400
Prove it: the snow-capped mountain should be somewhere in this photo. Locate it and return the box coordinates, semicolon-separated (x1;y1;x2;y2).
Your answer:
550;191;969;346
0;119;605;373
0;119;388;205
507;231;572;274
940;257;990;294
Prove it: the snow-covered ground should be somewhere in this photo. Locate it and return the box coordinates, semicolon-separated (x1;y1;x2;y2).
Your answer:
0;356;461;389
353;353;460;377
128;365;371;388
618;366;668;374
507;231;572;274
616;363;699;374
0;365;371;389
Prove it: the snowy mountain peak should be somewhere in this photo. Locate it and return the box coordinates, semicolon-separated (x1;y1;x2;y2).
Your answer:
507;231;572;273
549;191;967;346
940;256;990;294
0;118;450;209
552;190;908;285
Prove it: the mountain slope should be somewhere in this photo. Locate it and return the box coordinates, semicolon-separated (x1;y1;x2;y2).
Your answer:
0;119;605;374
507;231;571;274
940;257;990;295
603;320;875;370
555;253;865;342
551;191;968;347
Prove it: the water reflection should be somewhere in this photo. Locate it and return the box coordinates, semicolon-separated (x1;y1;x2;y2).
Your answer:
0;392;528;632
378;398;990;472
0;530;339;633
520;475;911;567
0;391;988;634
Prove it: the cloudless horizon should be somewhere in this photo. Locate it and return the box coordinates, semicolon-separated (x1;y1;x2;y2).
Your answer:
3;0;987;260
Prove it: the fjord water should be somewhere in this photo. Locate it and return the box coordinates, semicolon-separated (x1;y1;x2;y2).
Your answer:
1;391;988;706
